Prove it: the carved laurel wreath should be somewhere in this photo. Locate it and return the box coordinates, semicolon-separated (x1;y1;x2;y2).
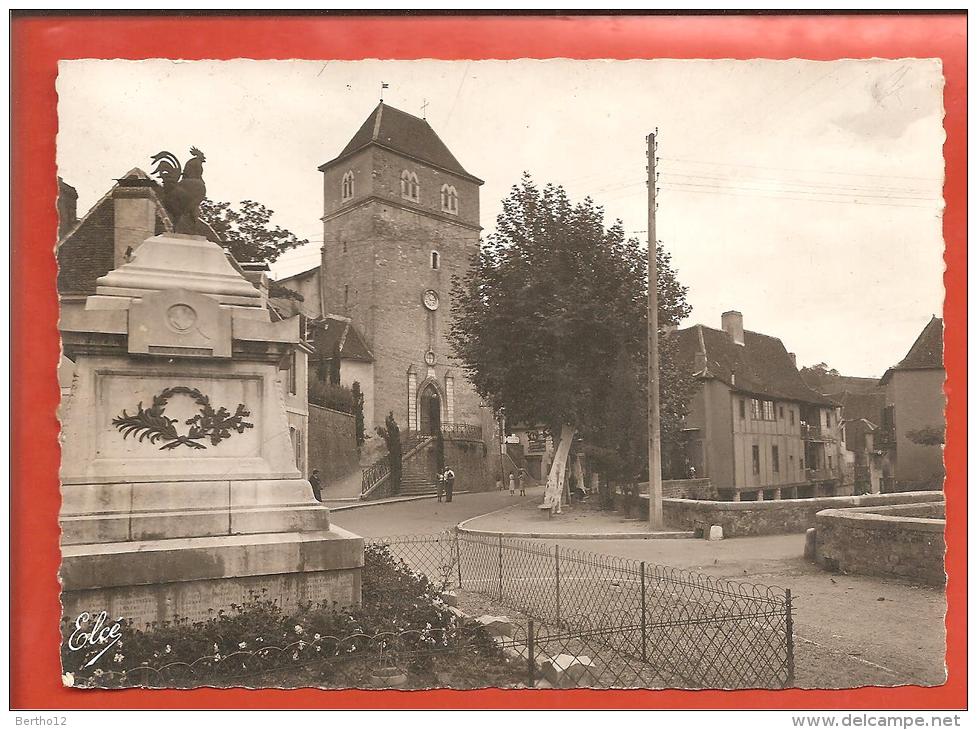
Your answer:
112;386;254;450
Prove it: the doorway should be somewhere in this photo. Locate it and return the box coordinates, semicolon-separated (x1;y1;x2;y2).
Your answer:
419;383;442;435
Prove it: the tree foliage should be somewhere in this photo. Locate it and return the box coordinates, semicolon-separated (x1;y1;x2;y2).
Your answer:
376;412;403;495
308;380;354;415
449;174;696;484
199;199;308;264
351;381;366;446
906;425;945;446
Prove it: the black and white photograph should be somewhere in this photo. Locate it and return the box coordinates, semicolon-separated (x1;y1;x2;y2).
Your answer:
54;57;946;692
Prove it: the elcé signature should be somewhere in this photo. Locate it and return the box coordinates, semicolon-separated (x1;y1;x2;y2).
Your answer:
67;611;125;668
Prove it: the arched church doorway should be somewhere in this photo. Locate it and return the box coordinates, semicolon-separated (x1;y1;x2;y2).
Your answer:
419;383;442;435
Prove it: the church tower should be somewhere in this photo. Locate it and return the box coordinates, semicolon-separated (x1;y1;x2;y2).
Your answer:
318;102;493;442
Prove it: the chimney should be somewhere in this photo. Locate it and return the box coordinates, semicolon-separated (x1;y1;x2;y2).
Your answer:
721;310;745;346
57;177;78;240
694;350;707;372
788;352;797;369
112;176;159;267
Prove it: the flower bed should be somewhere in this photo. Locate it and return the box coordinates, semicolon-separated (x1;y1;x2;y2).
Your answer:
61;543;521;689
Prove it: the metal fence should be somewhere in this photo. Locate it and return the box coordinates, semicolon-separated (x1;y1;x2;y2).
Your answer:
370;531;794;689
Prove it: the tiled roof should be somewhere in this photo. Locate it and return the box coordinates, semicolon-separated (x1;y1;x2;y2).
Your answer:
673;324;833;406
310;315;374;363
830;390;885;425
880;316;944;384
319;102;482;182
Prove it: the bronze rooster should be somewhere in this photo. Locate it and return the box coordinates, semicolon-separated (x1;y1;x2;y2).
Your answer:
150;147;211;236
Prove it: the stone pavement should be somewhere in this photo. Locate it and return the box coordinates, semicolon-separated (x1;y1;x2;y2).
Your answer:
458;490;692;539
329;486;544;538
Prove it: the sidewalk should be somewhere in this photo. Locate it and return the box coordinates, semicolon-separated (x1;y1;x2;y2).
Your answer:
458;489;692;539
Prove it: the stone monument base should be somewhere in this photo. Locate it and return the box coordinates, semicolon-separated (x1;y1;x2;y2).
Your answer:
60;476;364;627
61;526;363;627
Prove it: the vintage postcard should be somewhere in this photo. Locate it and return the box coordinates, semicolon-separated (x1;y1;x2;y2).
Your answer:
9;12;965;717
52;57;947;692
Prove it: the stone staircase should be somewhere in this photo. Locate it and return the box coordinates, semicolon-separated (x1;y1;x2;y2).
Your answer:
399;440;439;497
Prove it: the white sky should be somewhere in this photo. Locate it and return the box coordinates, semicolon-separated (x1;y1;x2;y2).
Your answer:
57;59;945;377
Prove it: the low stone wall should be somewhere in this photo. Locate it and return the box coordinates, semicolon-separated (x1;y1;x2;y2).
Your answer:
663;490;943;538
308;404;360;484
661;478;714;500
814;503;946;585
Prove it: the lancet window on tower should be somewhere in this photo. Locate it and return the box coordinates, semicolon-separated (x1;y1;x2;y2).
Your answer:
401;170;420;201
341;170;355;201
440;184;458;214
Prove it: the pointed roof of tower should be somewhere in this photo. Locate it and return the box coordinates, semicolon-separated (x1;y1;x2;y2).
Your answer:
319;102;483;183
880;315;944;384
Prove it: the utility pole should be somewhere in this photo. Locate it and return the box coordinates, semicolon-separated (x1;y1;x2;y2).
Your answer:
647;131;664;528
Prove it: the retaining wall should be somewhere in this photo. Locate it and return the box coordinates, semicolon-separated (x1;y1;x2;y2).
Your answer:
412;438;494;493
814;502;946;585
663;490;943;538
308;404;360;484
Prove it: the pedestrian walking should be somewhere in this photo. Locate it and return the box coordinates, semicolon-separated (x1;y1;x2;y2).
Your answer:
444;467;455;502
309;469;323;503
508;471;516;495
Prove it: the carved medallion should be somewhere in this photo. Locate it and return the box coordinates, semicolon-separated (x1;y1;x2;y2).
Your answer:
165;303;198;333
112;386;253;450
422;289;440;311
424;350;437;366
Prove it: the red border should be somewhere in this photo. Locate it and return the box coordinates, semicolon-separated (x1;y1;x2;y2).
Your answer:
10;13;966;710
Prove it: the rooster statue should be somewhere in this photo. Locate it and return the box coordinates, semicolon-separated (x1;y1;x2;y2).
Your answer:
150;147;216;238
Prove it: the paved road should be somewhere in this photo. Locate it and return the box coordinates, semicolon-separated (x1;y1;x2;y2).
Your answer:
330;486;543;538
330;490;947;689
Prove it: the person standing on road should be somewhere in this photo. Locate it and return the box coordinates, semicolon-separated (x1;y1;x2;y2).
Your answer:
444;467;455;502
518;468;527;496
436;468;445;503
508;471;516;495
309;469;323;503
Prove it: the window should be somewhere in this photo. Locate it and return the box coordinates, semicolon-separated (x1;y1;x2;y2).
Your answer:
751;398;775;421
790;409;795;427
752;445;760;475
341;170;355;201
739;399;746;419
828;455;833;470
342;240;348;254
440;184;458;214
779;406;784;419
772;445;780;473
401;170;419;201
344;284;349;306
287;351;297;395
431;251;440;270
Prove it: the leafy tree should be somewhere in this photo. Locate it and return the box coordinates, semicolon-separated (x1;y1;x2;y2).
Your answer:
449;174;693;510
376;412;403;496
906;426;945;446
799;362;841;392
351;381;366;447
199;199;308;264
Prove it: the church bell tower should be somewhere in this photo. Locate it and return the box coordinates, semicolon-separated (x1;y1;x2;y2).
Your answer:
318;102;491;439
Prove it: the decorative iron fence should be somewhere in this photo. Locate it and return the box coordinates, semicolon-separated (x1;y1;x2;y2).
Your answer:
360;455;392;497
369;532;794;689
